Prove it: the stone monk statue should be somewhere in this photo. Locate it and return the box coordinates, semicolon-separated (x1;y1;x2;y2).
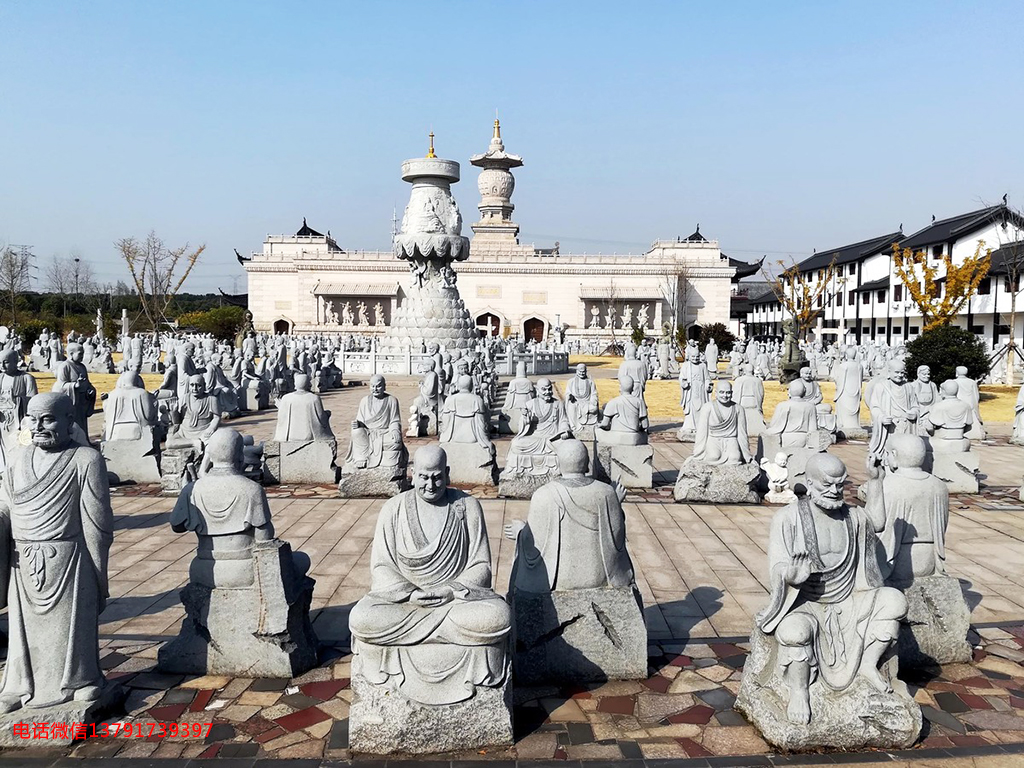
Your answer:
103;369;157;442
348;445;511;706
764;379;819;449
439;375;493;448
693;381;751;465
564;363;599;435
167;374;222;450
0;393;114;714
343;374;405;472
868;361;919;462
596;375;648;445
274;373;334;442
833;347;864;435
0;348;38;465
51;342;97;437
505;378;573;475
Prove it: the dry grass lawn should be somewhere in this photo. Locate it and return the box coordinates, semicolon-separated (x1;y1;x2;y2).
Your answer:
30;373;166;412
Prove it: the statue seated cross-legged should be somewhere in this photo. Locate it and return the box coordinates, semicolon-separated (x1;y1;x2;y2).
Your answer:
499;377;572;498
338;374;408;496
593;374;654;488
348;445;513;754
265;373;338;485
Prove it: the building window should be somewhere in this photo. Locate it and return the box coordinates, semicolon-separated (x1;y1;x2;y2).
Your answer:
893;326;902;334
969;324;984;334
876;289;886;302
999;324;1012;335
894;284;903;301
849;264;856;275
835;292;843;306
935;279;945;298
861;327;870;334
979;277;991;295
909;325;920;334
877;326;886;334
1005;276;1022;293
816;295;822;308
861;293;869;305
932;245;943;259
848;290;855;304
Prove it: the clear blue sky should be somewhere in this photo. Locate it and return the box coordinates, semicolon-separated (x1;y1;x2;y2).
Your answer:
1;1;1021;293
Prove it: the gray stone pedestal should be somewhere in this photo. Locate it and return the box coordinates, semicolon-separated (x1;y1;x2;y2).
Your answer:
158;539;319;677
349;662;513;755
894;573;972;667
926;450;980;494
408;409;438;438
673;457;761;504
510;586;647;684
242;388;269;412
441;442;498;486
338;466;410;498
102;436;161;485
736;627;922;751
263;440;337;485
0;683;127;746
498;468;557;499
160;446;197;493
592;444;654;488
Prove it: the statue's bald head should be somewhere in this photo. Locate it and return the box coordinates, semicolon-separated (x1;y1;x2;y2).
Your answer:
788;379;806;399
956;366;968;377
457;374;473;393
414;444;447;474
555;439;589;475
294;373;311;391
413;444;449;503
619;374;633;395
205;428;243;470
888;434;927;471
805;452;848;497
940;380;959;397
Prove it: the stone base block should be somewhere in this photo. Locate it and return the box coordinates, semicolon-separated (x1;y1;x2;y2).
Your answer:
894;573;972;667
511;586;647;684
441;442;498;486
673;457;761;504
0;682;126;746
927;450;980;493
263;440;338;485
592;444;654;488
498;469;557;499
242;388;269;412
101;438;161;485
349;667;513;754
736;627;921;751
160;447;196;493
839;426;870;441
338;466;410;498
158;539;319;677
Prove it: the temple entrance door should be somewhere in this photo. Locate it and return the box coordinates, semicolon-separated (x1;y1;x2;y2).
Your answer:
273;319;290;335
523;317;545;341
476;312;500;337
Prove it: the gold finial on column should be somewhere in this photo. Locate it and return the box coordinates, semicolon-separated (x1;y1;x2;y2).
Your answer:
493;117;501;140
426;131;436;158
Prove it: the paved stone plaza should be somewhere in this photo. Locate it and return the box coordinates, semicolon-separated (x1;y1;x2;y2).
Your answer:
7;375;1024;766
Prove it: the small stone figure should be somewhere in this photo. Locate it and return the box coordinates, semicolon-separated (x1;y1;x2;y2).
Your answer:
736;453;921;751
760;452;796;504
0;394;123;744
499;378;572;498
564;363;599;439
954;366;986;439
373;301;386;327
865;434;970;666
348;445;513;754
158;429;318;677
339;374;408;496
677;343;712;440
922;380;980;493
910;365;939;435
0;349;38;469
408;359;441;437
500;361;535;435
51;342;97;438
357;300;369;327
265;373;337;485
833;347;865;438
101;370;160;484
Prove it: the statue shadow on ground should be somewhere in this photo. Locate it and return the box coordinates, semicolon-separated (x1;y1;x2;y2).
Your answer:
112;511;170;531
98;589;181;626
648;586;724;669
309;602;354;652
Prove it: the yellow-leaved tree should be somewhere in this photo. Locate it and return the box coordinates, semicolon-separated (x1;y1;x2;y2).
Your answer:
759;257;839;337
891;242;991;331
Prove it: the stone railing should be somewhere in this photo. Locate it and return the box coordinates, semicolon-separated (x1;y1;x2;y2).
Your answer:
333;348;569;377
493;350;570;376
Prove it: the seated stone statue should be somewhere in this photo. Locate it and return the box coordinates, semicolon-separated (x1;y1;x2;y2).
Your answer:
499;361;535;435
51;342;97;438
167;374;221;451
158;428;318;677
764;380;819;450
274;373;333;442
760;452;795;504
910;365;939;436
0;393;123;741
0;348;37;471
240;350;270;411
922;380;979;492
862;434;970;667
408;359;441;437
339;375;408;496
500;378;572;497
505;439;646;682
596;374;649;446
737;453;921;751
348;445;513;753
101;370;160;484
954;366;986;439
439;374;498;486
265;373;337;485
564;363;599;438
868;361;919;463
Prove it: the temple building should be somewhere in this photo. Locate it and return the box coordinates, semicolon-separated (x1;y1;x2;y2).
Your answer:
243;121;755;341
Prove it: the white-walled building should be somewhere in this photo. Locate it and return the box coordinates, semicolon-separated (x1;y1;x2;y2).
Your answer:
746;203;1024;350
244;122;754;341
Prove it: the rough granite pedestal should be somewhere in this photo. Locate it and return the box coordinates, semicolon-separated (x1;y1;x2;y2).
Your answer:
242;388;269;412
441;442;498;486
894;573;972;667
736;626;922;751
498;468;557;499
510;586;647;684
101;435;161;485
349;651;513;755
0;683;127;747
673;457;761;504
263;440;338;485
157;539;319;678
926;449;980;494
338;466;410;498
160;446;197;493
592;444;654;488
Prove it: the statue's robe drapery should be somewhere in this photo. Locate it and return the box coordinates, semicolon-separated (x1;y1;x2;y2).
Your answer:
834;360;863;431
804;380;824;406
512;477;634;592
693;400;749;465
345;394;403;470
0;444;112;708
734;375;765;414
178;393;218;445
104;386;156;442
765;399;818;449
440;392;492;448
565;376;598;431
868;381;918;457
876;472;948;583
759;500;902;691
925;398;973;450
275;390;334;443
51;360;96;435
507;397;572;473
348;490;510;706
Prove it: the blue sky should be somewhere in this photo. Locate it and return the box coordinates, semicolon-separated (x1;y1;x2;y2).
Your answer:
1;1;1021;293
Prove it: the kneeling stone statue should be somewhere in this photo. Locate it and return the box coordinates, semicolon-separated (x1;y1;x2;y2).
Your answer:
736;453;921;751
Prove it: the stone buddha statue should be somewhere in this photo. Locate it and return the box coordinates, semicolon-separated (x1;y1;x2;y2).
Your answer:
692;381;750;465
0;348;37;464
504;378;572;475
833;347;864;437
563;363;598;437
764;379;819;450
274;373;334;442
51;342;96;437
596;374;648;446
618;346;647;396
678;343;712;438
868;361;919;462
733;363;766;436
167;374;221;450
439;374;493;449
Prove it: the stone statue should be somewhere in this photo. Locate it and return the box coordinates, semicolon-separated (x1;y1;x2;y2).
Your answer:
618;345;647;396
764;379;820;450
564;363;599;439
101;370;160;484
1012;380;1024;445
158;428;318;677
909;365;939;435
868;360;920;464
637;303;649;331
0;393;122;739
373;301;386;327
589;305;600;329
677;343;711;440
499;361;535;435
0;349;37;469
760;452;795;504
274;373;334;442
408;359;441;438
265;373;337;485
505;439;646;682
357;301;369;327
733;363;766;436
500;378;572;497
604;305;615;330
864;434;970;666
954;366;986;439
922;380;979;492
339;374;408;496
167;375;221;451
594;375;653;487
736;453;921;751
348;445;513;753
833;347;865;438
619;303;633;330
341;301;354;326
51;342;97;438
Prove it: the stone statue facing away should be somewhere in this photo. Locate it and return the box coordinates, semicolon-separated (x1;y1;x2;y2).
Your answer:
593;374;654;488
158;428;318;678
922;380;980;493
439;374;499;486
736;453;921;751
504;440;646;683
348;445;513;754
101;369;160;484
339;374;409;497
0;393;124;744
266;373;337;485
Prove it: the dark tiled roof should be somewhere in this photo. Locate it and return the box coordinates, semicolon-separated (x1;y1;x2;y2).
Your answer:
296;217;325;238
899;204;1024;250
684;225;707;242
798;231;903;272
988;240;1024;276
852;276;890;293
727;254;765;280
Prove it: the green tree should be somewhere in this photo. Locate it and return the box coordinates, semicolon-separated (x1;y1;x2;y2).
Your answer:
175;305;246;339
630;325;646;346
697;322;736;355
905;325;989;385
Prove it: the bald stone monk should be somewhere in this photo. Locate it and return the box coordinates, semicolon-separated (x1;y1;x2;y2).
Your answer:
693;381;751;465
103;370;157;442
348;445;511;706
440;375;494;450
274;373;334;442
764;379;819;450
505;378;572;474
596;375;648;446
344;375;405;472
51;342;96;437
